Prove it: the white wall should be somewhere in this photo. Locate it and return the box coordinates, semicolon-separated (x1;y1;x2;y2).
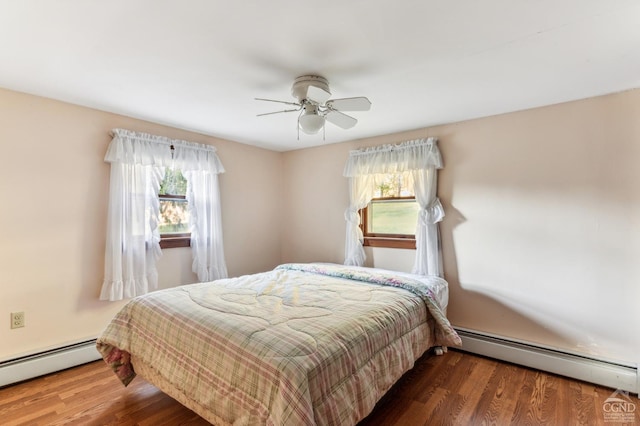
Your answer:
0;88;283;361
283;89;640;365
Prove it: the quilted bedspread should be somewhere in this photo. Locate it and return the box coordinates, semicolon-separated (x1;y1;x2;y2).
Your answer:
97;263;461;425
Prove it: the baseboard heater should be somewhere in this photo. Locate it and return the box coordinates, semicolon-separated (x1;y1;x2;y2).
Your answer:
0;339;101;388
455;327;638;395
1;332;637;397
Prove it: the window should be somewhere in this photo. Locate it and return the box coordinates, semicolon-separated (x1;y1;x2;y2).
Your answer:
159;168;190;248
360;173;418;249
102;129;227;300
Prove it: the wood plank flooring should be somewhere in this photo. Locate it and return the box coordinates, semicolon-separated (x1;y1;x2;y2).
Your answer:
0;349;637;425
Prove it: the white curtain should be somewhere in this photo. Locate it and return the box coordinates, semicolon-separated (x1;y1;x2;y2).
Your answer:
344;174;374;266
412;168;445;276
343;138;444;276
185;170;227;281
101;129;226;301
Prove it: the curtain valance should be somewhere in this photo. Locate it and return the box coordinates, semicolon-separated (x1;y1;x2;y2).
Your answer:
105;128;225;173
343;137;441;177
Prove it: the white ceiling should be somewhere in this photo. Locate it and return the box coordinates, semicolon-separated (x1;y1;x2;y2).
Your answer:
1;1;639;151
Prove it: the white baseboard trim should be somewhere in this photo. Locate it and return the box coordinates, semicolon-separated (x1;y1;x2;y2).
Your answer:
455;327;638;395
0;339;101;388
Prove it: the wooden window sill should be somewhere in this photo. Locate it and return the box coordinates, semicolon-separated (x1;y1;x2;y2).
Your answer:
160;235;191;249
363;237;416;249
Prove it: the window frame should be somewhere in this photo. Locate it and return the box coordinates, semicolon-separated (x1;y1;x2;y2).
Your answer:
360;195;417;250
158;193;191;249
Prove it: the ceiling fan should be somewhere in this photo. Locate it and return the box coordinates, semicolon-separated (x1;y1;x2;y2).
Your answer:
255;75;371;137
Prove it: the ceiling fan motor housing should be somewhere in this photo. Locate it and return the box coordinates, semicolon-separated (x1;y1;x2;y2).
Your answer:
291;75;330;102
255;74;368;135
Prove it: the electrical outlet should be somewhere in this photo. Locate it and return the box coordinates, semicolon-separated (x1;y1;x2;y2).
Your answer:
11;312;25;329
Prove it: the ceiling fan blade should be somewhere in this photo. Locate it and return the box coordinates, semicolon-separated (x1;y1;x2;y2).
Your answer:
255;97;301;107
326;96;371;111
306;85;332;104
257;108;300;117
325;110;357;129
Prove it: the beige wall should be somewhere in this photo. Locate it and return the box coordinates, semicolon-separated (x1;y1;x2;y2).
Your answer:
440;91;639;364
0;88;283;360
283;89;640;364
2;87;638;367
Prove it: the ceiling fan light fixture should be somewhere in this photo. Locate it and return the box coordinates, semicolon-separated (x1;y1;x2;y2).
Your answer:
255;74;371;137
298;111;325;134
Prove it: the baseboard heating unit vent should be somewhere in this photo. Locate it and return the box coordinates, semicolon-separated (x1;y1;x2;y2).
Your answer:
0;339;100;388
456;327;638;395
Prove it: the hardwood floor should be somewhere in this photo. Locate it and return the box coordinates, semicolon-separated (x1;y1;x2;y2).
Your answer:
0;349;637;425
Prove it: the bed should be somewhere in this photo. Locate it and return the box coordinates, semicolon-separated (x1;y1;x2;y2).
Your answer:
97;263;461;425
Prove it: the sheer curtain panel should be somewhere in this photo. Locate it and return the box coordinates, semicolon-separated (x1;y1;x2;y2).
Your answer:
101;129;226;301
344;174;375;266
411;167;445;276
185;170;227;281
343;138;444;276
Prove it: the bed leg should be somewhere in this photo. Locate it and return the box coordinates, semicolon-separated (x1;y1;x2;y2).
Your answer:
433;346;447;356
